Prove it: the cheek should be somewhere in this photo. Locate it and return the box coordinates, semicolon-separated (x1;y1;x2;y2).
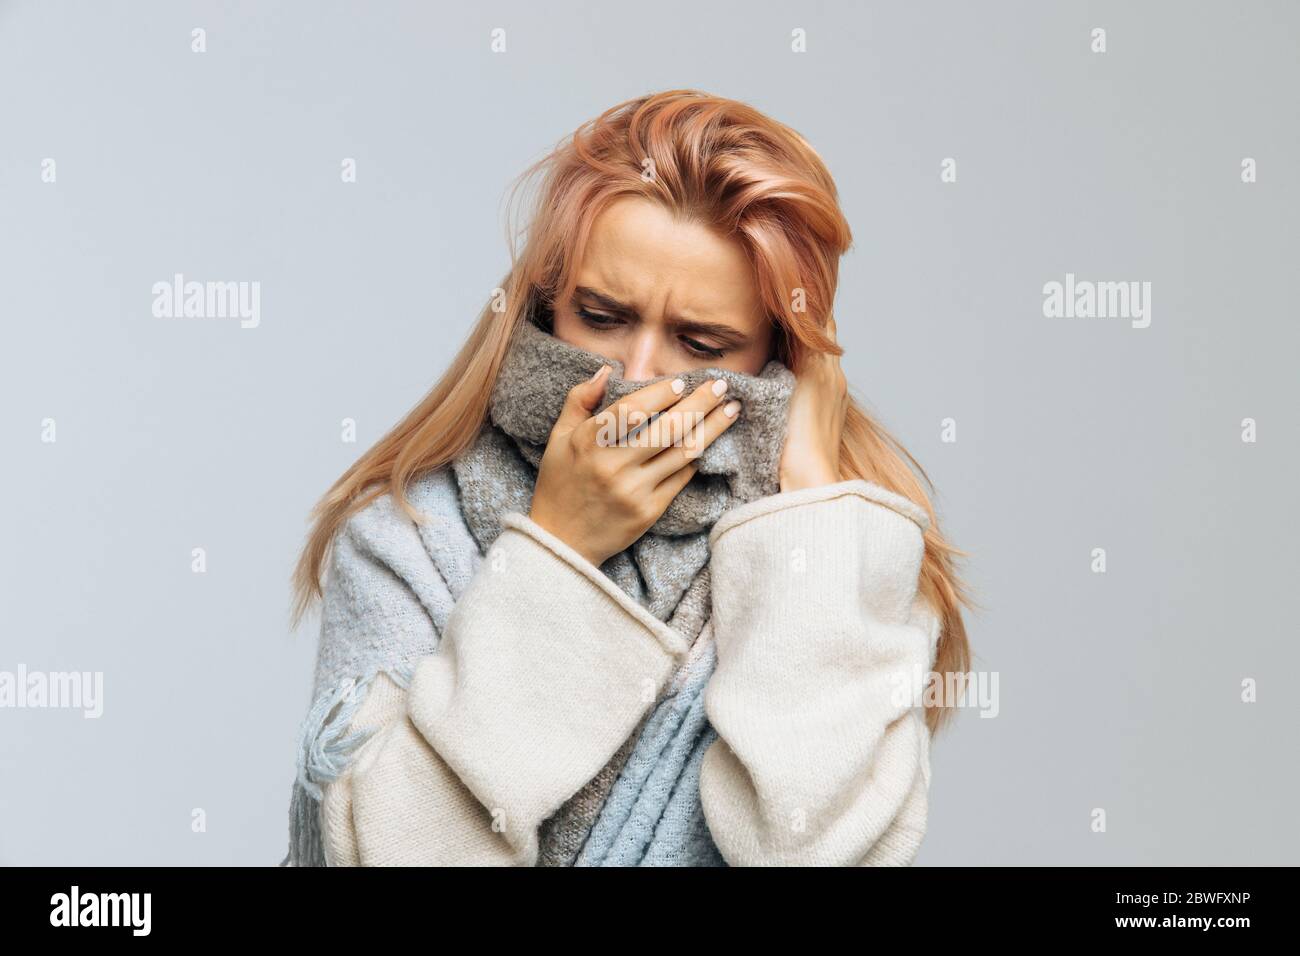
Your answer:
742;344;770;375
728;331;775;375
549;307;594;349
549;307;629;366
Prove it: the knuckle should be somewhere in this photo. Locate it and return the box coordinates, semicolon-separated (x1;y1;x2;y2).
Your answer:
611;470;640;499
592;408;616;442
591;453;619;480
635;497;661;525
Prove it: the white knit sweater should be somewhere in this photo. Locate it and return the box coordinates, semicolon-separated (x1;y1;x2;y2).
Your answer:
317;478;941;866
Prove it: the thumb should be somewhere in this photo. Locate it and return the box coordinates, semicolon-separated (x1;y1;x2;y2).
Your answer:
554;364;611;432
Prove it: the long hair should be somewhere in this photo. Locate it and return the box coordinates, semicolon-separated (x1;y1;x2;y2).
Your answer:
292;89;978;736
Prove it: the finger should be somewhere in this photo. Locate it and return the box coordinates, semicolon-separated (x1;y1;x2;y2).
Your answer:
554;364;611;433
578;374;690;448
643;397;741;484
824;314;843;356
824;315;843;365
625;377;732;457
652;457;698;505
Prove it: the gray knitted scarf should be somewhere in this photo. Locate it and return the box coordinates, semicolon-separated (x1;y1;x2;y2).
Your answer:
452;313;795;617
450;310;795;863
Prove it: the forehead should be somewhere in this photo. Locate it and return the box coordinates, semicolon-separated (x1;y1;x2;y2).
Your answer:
576;197;761;321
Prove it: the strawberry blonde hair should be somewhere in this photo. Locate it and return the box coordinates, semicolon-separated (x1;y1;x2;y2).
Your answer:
293;89;977;736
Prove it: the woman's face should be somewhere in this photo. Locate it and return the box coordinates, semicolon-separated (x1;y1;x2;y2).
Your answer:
550;197;775;379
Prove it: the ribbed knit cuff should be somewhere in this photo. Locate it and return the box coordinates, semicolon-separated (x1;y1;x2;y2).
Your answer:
709;478;930;549
499;511;690;658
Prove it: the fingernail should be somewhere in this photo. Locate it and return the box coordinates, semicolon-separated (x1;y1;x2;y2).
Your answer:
589;364;609;383
723;400;741;418
712;379;728;397
671;377;685;394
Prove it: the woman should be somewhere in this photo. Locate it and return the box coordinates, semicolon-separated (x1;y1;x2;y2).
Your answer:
282;89;974;867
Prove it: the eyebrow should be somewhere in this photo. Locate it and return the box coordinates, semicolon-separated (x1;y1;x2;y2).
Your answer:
573;286;752;346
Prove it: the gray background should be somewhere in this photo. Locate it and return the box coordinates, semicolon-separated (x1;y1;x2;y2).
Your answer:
1;0;1296;865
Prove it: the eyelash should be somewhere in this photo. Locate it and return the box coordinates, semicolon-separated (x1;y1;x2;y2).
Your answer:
576;308;727;359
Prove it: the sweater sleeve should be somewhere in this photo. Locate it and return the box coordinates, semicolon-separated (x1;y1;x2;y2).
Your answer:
317;507;690;866
698;479;942;866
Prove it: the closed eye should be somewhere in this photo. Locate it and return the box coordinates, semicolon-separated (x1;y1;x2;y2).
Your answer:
679;336;725;359
577;308;622;329
576;308;727;359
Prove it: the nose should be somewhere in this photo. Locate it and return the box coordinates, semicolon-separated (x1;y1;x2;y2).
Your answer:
620;328;670;382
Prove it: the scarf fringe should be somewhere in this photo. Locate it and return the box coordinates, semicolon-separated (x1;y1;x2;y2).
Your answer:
279;661;418;866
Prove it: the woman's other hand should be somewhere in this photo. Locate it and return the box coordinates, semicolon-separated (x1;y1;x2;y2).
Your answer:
778;314;848;492
529;366;742;567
